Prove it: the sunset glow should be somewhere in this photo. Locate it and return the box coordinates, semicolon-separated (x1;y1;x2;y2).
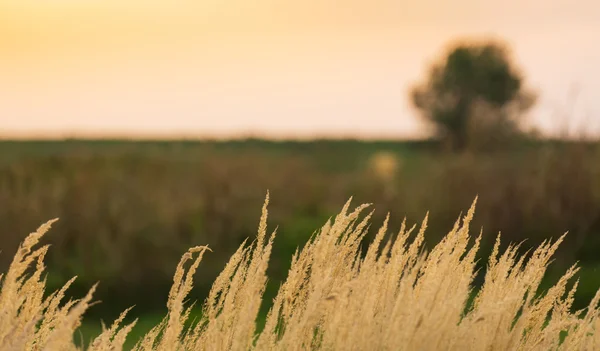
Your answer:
1;0;599;139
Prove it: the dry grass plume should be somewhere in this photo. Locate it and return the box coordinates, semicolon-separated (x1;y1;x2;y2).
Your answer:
2;193;600;350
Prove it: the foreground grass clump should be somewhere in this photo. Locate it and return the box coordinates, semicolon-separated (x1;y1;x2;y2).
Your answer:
2;195;600;350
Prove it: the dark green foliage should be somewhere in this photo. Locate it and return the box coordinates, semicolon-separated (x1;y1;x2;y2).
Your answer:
411;39;537;151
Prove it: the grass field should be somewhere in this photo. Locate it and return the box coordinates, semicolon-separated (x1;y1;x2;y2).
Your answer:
4;196;600;349
1;138;600;348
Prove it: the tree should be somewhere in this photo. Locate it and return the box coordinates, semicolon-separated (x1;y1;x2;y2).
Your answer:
410;39;537;152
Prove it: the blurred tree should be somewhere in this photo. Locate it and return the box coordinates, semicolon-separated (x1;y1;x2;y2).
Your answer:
410;39;537;152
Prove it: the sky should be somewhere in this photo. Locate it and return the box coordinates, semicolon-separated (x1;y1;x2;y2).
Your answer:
1;0;599;139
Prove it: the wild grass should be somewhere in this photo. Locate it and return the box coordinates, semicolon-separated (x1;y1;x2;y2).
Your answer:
2;194;600;350
2;140;600;316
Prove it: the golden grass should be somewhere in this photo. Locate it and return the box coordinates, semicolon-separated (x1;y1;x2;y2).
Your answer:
2;194;600;350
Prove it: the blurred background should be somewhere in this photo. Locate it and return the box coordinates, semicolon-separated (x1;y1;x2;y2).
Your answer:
1;0;600;347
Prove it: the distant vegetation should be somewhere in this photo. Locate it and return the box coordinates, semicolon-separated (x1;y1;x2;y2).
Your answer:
0;139;599;327
411;39;538;152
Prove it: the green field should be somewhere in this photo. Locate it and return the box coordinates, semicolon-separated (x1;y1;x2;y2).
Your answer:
1;138;599;347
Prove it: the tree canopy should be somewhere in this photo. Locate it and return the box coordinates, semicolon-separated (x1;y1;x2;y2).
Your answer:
411;39;537;151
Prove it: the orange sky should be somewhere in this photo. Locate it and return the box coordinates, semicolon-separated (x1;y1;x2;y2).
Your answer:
1;0;599;139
